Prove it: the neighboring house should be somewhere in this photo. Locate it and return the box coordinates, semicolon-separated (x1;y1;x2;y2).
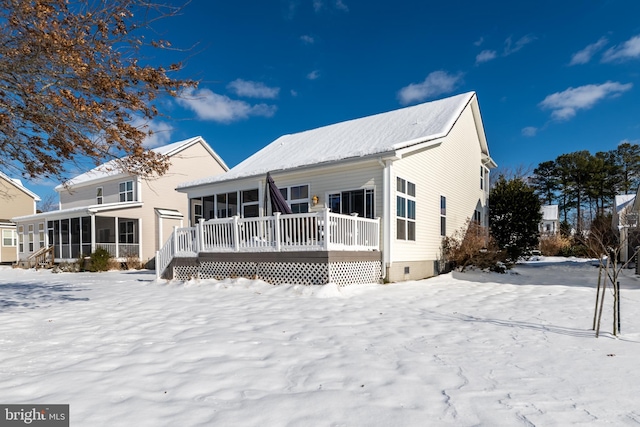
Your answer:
163;91;496;283
12;136;228;268
540;205;559;236
613;193;639;263
0;172;40;264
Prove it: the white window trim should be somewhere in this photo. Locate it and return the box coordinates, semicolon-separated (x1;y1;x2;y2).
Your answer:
280;184;311;213
2;229;17;247
96;186;103;205
119;180;134;202
396;177;416;241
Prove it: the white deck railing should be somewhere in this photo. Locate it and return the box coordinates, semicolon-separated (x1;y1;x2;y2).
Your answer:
156;209;380;278
96;243;140;259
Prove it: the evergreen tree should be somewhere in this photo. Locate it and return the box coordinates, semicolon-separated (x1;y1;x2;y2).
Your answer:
555;151;592;233
587;151;621;219
614;142;640;194
489;176;542;262
530;160;559;205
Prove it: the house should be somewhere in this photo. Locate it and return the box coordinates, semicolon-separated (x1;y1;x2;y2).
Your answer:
0;172;40;264
12;136;228;268
613;193;639;263
539;205;559;236
160;91;496;284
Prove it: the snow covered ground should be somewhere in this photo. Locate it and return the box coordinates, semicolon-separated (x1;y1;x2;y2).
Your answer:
1;257;640;426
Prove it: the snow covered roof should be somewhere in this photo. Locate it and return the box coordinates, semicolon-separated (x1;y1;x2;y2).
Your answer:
0;170;41;202
540;205;558;221
56;136;227;191
179;92;479;189
615;194;636;213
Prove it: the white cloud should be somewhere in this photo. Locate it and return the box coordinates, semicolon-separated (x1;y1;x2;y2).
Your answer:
503;34;536;56
300;34;315;44
476;49;497;64
313;0;348;12
397;71;463;105
521;126;538;137
290;89;298;97
129;117;173;148
334;0;349;11
177;88;277;123
569;37;608;65
226;79;280;99
602;35;640;62
539;81;633;121
473;37;484;47
307;70;321;80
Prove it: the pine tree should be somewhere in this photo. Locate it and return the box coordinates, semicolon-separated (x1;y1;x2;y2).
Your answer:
530;160;560;205
489;176;542;262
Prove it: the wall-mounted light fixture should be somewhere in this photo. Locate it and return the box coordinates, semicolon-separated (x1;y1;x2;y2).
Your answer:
312;195;319;206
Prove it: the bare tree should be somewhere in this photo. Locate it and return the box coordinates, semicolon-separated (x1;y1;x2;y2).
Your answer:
583;213;639;337
0;0;196;182
37;193;58;213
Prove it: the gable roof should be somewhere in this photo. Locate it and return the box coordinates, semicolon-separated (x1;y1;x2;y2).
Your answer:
0;171;41;202
616;194;636;213
540;205;559;221
179;91;489;189
56;136;228;191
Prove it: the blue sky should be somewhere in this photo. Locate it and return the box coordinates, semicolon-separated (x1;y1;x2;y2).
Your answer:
27;0;640;204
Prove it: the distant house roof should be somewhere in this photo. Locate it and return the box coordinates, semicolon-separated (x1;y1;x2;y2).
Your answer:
541;205;559;221
56;136;228;190
615;194;636;213
0;170;41;202
179;91;492;189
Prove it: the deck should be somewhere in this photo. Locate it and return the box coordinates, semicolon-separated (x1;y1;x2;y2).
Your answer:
156;209;381;285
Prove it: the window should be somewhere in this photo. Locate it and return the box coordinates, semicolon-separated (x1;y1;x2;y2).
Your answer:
119;221;135;244
18;226;24;252
473;209;481;225
96;187;103;204
2;230;16;247
216;192;238;218
280;185;310;213
397;178;416;240
119;180;134;202
38;223;45;248
242;189;260;217
440;196;446;236
328;188;374;218
28;224;34;252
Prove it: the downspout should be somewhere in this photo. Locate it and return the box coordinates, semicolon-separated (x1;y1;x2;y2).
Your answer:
378;157;393;281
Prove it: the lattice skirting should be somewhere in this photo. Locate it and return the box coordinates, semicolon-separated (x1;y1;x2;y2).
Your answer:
173;260;381;286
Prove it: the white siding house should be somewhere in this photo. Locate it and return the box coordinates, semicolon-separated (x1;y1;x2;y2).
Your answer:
613;193;639;263
165;92;496;283
12;136;228;268
0;172;40;264
540;205;559;235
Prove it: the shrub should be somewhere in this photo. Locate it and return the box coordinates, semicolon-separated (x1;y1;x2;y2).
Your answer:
539;234;571;256
443;220;507;272
90;247;113;272
123;255;142;270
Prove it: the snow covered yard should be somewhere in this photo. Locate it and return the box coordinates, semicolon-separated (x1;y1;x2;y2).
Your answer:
1;258;640;426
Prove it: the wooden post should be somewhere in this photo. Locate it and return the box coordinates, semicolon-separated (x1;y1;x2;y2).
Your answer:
617;281;621;334
274;212;281;251
593;262;603;330
172;226;178;254
323;208;330;251
232;215;240;252
198;218;205;253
